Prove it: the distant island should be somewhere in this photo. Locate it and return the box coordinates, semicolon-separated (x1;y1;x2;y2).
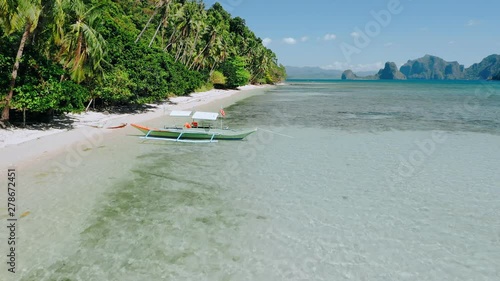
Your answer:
286;66;376;79
341;54;500;81
342;62;406;80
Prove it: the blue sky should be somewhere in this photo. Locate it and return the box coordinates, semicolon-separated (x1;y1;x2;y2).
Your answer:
204;0;500;71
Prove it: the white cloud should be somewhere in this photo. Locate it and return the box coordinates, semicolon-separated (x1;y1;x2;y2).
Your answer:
262;38;272;47
300;36;309;42
323;33;337;41
283;37;297;45
466;19;481;26
384;42;393;47
448;41;455;45
321;61;384;72
350;32;360;38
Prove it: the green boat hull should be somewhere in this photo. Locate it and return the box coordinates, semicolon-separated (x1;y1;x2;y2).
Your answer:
131;124;256;140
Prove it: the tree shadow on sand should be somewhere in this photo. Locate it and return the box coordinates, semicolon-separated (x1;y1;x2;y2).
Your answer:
92;103;160;115
7;113;77;130
5;103;161;131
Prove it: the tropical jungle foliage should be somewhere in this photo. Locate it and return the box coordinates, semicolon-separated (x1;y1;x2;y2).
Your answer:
0;0;286;124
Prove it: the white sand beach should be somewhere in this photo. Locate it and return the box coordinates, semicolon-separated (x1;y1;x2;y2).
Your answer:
0;84;269;169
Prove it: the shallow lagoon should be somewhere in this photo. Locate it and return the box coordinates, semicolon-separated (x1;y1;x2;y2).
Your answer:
5;81;500;280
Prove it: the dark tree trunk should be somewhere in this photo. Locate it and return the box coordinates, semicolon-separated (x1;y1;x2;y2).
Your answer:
1;23;32;123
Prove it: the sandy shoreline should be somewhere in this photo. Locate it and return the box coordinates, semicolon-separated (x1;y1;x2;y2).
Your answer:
0;84;271;169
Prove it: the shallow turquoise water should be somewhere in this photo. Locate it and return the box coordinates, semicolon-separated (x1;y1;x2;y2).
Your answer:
11;81;500;280
237;80;500;134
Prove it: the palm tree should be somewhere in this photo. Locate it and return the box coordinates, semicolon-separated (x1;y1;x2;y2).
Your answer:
58;0;106;84
1;0;42;123
208;32;231;74
163;2;185;51
177;2;206;65
170;1;205;64
173;4;193;62
251;48;270;83
0;0;17;33
49;0;66;47
189;20;226;71
148;0;172;48
184;11;206;67
134;0;172;47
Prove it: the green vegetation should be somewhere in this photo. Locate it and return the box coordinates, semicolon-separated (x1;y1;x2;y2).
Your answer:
0;0;286;125
220;56;250;89
209;70;226;87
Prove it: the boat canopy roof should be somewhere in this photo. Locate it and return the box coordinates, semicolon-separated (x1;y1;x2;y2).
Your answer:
192;111;219;121
170;110;192;117
169;110;219;120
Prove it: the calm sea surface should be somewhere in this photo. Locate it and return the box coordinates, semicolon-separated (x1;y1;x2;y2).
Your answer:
9;80;500;280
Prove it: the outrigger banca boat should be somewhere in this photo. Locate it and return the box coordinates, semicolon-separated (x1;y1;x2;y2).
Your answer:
131;110;256;143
